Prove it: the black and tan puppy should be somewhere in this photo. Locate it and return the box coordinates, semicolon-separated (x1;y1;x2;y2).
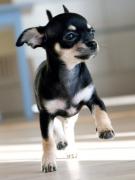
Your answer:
16;5;115;173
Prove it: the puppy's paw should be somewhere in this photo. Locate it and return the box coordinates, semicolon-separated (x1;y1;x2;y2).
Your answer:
57;141;68;150
41;154;57;173
42;163;57;173
97;128;115;139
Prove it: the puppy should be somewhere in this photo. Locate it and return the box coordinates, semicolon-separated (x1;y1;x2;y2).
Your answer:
16;5;115;173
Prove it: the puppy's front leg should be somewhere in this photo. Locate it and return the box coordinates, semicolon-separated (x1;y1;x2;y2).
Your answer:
39;111;56;173
88;94;115;139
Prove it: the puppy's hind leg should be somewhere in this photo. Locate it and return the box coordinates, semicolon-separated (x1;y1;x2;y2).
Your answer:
54;118;68;150
40;111;57;173
64;113;79;158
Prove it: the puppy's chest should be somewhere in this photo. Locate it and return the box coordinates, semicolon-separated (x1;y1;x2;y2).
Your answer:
44;84;94;115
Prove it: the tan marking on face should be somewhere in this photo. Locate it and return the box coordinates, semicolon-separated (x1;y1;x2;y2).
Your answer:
54;43;61;54
87;24;91;29
54;42;88;70
68;25;77;31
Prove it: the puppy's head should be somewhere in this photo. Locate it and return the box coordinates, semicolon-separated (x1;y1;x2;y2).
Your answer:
16;5;98;69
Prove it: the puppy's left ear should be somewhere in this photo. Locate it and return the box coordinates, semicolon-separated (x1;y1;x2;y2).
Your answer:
16;26;46;49
46;10;53;21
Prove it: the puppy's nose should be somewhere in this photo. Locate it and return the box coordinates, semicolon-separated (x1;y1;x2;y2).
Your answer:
86;41;97;50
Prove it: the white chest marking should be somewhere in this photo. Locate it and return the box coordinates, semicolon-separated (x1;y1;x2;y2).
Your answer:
66;107;77;115
44;84;94;114
45;99;66;114
73;84;94;104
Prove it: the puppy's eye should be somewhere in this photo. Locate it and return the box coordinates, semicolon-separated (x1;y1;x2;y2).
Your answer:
63;32;78;41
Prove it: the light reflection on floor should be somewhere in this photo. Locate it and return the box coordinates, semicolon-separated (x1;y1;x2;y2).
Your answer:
0;132;135;163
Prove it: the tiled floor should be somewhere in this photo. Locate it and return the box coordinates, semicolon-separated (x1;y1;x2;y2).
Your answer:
0;107;135;179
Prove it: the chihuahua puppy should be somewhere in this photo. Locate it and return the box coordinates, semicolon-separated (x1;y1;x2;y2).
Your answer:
16;5;115;173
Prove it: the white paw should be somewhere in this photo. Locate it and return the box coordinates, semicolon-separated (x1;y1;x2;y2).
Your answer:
41;154;57;173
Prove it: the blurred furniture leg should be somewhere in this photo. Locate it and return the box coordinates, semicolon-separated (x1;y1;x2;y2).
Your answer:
0;4;33;120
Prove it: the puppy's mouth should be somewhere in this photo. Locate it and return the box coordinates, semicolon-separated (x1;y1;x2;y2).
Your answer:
75;54;90;60
75;47;96;60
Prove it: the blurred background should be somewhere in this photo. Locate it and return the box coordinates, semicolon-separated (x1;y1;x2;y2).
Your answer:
0;0;135;119
0;1;135;179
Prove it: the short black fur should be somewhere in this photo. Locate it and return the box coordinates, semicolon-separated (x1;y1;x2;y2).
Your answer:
16;6;115;173
16;8;106;140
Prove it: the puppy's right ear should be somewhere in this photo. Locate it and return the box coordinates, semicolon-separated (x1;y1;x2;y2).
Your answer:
63;5;69;13
16;27;46;49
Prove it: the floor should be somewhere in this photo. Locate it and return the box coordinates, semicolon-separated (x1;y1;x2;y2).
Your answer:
0;106;135;180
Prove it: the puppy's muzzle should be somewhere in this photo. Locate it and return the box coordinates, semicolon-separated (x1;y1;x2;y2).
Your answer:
75;41;98;60
83;31;97;51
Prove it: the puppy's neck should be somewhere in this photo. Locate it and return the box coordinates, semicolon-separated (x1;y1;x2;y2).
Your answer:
59;63;82;97
59;63;81;82
46;50;82;83
46;50;80;73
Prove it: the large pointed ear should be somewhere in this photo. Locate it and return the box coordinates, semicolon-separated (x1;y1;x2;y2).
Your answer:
46;10;53;21
63;5;69;13
16;27;46;49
